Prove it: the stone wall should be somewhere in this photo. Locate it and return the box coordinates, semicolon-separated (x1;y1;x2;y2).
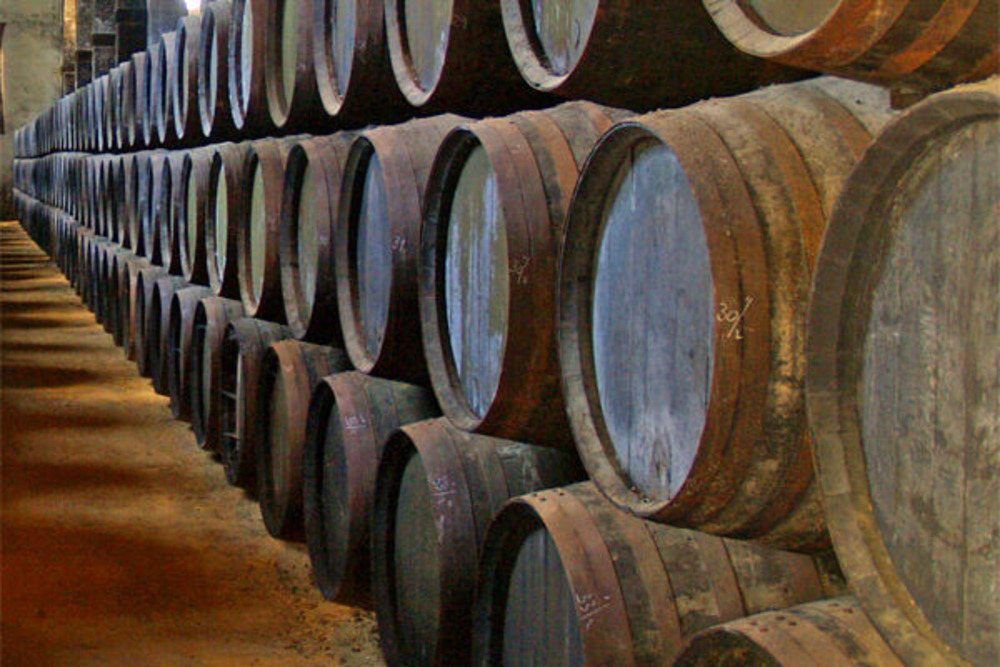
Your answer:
0;0;64;219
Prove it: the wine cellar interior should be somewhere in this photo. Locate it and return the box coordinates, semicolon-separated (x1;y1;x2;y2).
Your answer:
1;0;997;665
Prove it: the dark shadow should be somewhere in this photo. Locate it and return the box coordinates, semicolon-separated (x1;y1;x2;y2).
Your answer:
0;314;95;330
1;340;101;354
0;363;100;389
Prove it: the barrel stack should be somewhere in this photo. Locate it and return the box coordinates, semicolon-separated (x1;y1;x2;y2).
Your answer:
10;1;997;665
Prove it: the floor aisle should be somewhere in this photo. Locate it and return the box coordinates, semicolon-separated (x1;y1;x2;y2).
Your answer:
0;221;383;666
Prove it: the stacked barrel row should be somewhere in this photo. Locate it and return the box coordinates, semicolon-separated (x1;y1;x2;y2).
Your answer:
11;0;999;666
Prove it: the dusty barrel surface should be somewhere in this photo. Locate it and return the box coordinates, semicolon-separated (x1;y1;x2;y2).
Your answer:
263;0;320;130
674;598;903;666
219;317;294;490
238;137;296;322
421;101;629;447
807;78;1000;667
155;31;179;146
161;151;189;276
143;42;162;147
703;0;999;94
149;275;190;395
172;15;203;145
311;0;408;124
229;0;274;134
124;56;141;149
303;372;440;607
279;133;354;342
167;285;214;421
372;417;585;667
474;482;845;666
191;296;245;451
558;78;893;551
177;147;215;285
335;115;465;382
138;151;167;263
123;153;144;254
206;141;248;298
500;0;800;109
383;0;545;114
257;341;350;540
198;1;237;140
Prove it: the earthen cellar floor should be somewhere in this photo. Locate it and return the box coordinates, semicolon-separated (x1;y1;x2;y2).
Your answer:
1;221;384;666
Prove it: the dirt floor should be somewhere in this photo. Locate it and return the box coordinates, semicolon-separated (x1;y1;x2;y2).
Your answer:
0;221;385;666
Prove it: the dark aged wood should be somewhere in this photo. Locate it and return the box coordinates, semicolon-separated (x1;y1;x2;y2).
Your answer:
279;133;354;342
256;341;350;540
704;0;999;96
149;275;190;395
807;78;1000;667
122;256;153;361
155;32;179;146
143;42;162;148
138;151;166;263
263;0;321;130
674;598;904;666
303;371;439;607
191;296;246;451
124;57;141;150
106;65;123;151
558;78;893;551
384;0;548;114
219;318;294;489
335;115;465;383
474;482;845;666
162;151;189;276
134;266;168;377
173;16;203;145
109;157;126;245
178;147;215;285
237;137;297;322
421;101;630;448
109;247;137;346
372;417;585;667
229;0;275;135
167;285;214;421
131;51;150;149
198;1;239;141
123;153;142;253
149;152;176;270
206;142;249;299
311;0;409;125
501;0;801;110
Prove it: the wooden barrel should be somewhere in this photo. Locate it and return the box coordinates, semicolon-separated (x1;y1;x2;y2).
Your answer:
177;147;215;285
335;115;465;382
167;285;214;421
237;137;296;322
383;0;545;114
107;65;124;151
372;417;585;666
263;0;319;130
191;296;245;451
163;151;190;276
155;31;179;146
474;482;845;666
703;0;999;96
121;256;153;361
558;78;893;551
123;153;143;253
229;0;273;134
310;0;408;125
134;265;169;376
421;101;630;448
149;275;190;395
807;78;999;667
219;317;294;489
675;597;903;666
125;56;142;150
279;133;354;342
138;151;167;262
500;0;801;110
109;247;137;348
206;142;248;298
151;152;180;271
108;156;127;246
143;42;163;147
303;371;440;607
257;341;350;539
173;15;203;145
198;1;238;140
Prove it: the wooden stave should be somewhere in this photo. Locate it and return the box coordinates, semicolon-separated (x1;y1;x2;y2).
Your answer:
167;285;215;421
806;78;1000;667
371;417;586;667
206;141;249;298
178;147;216;285
228;0;275;135
198;1;239;141
557;78;891;551
473;481;844;666
156;31;180;147
190;296;246;451
122;256;154;361
143;42;163;148
702;0;999;94
303;371;440;607
149;275;190;395
263;0;321;130
673;597;904;666
278;133;354;342
134;266;170;377
310;0;410;125
173;15;204;145
335;114;466;383
219;317;294;490
420;101;629;448
109;247;138;347
256;341;351;540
